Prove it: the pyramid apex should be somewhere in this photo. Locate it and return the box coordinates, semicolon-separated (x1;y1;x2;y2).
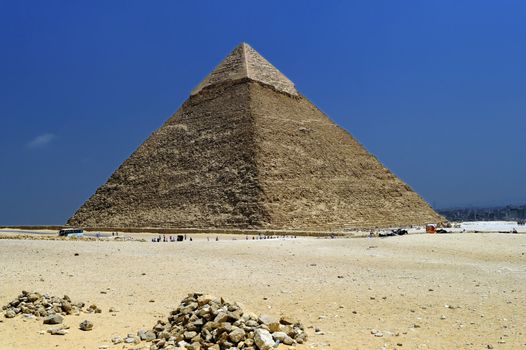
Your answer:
191;43;298;96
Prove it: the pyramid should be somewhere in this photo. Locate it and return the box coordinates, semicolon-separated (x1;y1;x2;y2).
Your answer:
67;43;443;230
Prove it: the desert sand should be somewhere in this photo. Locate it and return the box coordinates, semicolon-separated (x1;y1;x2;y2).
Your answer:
1;232;525;349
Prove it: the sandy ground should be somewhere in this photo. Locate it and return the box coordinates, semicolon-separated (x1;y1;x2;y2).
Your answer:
1;232;525;350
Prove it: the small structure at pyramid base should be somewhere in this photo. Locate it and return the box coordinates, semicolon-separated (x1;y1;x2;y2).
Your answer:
67;43;444;231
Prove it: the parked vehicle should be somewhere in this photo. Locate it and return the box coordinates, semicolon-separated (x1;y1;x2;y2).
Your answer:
58;228;84;237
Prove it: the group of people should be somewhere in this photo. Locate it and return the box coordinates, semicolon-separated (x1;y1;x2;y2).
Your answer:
150;233;298;242
151;234;191;242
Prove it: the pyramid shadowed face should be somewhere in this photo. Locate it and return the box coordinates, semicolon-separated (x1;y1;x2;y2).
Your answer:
67;43;443;230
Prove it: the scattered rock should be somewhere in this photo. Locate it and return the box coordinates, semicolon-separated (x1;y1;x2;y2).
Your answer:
43;314;63;325
86;304;102;313
79;320;93;331
111;336;123;344
371;329;383;337
124;336;137;343
47;327;68;335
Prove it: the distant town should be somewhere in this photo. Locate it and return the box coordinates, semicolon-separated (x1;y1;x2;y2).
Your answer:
438;204;526;222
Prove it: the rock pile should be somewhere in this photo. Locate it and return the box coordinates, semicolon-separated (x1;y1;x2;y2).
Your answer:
137;293;307;350
2;291;92;321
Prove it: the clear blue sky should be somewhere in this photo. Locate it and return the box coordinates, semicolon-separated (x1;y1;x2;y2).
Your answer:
1;1;525;225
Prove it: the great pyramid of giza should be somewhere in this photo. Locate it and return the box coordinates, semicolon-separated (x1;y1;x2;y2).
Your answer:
67;43;443;230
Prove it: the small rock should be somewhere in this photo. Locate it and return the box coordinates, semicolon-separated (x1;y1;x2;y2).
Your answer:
254;329;275;350
138;329;156;341
273;331;295;345
371;329;383;337
259;315;277;325
79;320;93;331
5;309;16;318
43;314;63;325
229;328;246;343
47;328;68;335
279;315;296;325
111;336;123;344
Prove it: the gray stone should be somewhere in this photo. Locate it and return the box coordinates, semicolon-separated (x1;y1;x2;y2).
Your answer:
254;329;275;350
138;329;156;341
43;314;63;324
5;309;16;318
